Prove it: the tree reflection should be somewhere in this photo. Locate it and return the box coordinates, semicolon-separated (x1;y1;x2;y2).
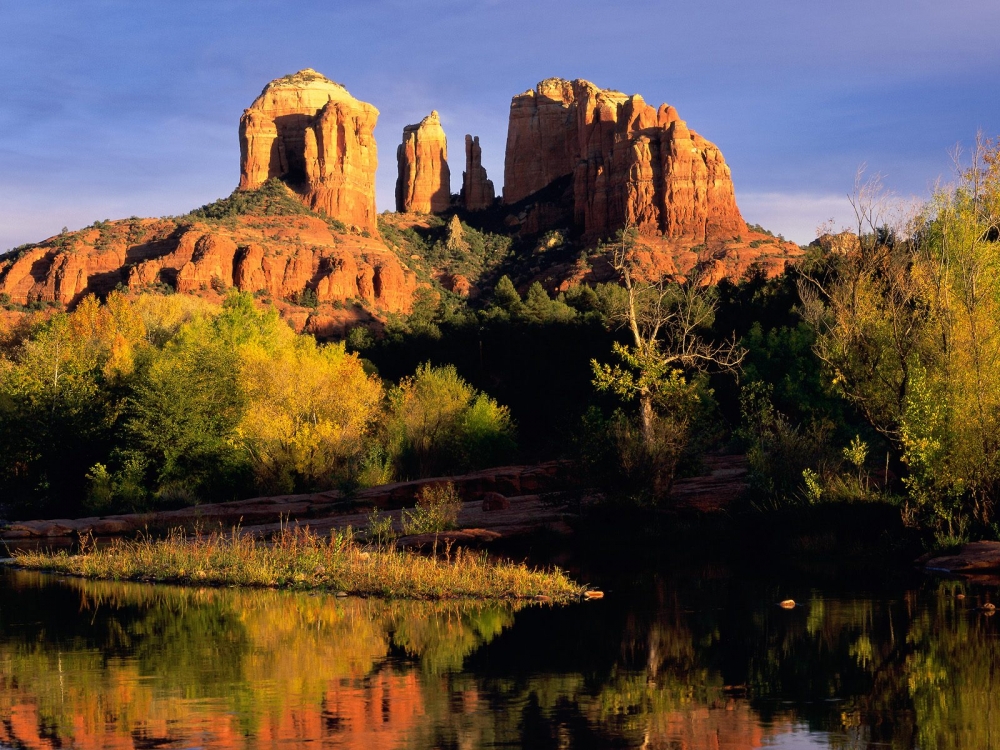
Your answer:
0;569;997;748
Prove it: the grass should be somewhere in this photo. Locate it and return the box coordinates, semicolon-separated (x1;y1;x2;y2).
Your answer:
10;525;583;602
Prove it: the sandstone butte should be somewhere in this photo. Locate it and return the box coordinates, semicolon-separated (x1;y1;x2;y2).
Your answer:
239;69;380;233
395;111;451;214
502;77;802;281
0;70;808;324
0;70;418;329
461;134;495;211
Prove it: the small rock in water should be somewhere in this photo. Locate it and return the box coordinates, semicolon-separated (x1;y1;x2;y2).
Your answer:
984;602;996;611
957;593;966;600
583;590;604;600
336;591;348;598
533;595;551;603
779;599;796;609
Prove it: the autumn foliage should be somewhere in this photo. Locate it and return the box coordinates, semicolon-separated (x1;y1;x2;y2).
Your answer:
0;291;514;517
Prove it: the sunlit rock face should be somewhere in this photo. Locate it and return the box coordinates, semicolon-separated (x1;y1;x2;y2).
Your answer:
395;110;451;214
0;216;416;314
239;69;380;232
503;77;746;243
460;134;495;211
502;77;804;282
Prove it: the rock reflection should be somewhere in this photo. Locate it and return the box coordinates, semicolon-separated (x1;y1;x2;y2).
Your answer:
0;570;997;748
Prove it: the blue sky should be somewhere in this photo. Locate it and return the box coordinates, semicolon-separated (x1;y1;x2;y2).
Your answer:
2;0;998;250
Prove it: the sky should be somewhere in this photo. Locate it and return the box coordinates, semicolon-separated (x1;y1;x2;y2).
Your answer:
1;0;999;251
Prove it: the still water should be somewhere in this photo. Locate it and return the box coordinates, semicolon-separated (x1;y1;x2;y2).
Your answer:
0;560;997;749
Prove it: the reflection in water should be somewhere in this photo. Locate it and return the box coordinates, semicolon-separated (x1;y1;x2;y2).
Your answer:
0;569;997;748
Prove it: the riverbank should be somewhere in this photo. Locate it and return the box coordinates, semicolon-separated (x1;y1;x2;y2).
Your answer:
10;525;584;601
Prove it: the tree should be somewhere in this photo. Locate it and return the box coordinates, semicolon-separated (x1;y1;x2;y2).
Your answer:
800;144;1000;535
386;363;515;478
591;229;744;494
238;337;383;493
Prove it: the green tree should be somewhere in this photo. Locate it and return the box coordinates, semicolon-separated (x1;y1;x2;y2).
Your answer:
386;363;515;477
591;230;743;496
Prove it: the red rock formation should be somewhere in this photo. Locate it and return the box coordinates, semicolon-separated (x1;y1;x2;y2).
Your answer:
503;78;589;205
175;235;239;292
461;135;495;211
0;216;417;315
811;231;861;255
395;111;451;214
239;69;380;232
503;78;746;243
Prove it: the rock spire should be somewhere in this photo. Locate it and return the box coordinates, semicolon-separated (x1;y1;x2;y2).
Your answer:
395;111;451;214
460;135;495;211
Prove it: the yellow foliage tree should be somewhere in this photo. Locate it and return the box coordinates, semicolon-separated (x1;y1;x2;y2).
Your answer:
238;336;384;493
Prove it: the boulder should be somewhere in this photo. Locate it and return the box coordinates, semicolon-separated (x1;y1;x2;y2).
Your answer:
395;111;451;214
811;231;861;255
480;492;510;511
922;541;1000;573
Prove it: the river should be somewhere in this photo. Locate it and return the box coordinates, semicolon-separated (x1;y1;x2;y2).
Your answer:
0;555;997;749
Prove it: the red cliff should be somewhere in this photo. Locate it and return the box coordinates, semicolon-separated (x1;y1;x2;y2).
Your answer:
239;69;380;232
503;78;746;242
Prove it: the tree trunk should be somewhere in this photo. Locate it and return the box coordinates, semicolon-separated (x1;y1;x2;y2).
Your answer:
639;392;655;450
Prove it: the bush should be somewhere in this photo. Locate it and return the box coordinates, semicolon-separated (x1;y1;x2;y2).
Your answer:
386;363;516;478
402;483;462;534
186;179;313;221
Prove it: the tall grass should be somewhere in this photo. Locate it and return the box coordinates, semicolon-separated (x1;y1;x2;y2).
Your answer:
11;526;582;601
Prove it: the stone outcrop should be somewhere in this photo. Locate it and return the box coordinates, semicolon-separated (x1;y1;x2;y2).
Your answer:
239;69;379;232
461;135;495;211
502;78;746;242
811;231;861;255
395;111;451;213
0;215;417;315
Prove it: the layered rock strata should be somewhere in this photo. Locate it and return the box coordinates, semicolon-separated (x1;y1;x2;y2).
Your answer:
503;78;746;242
0;216;416;313
239;69;380;232
460;135;495;211
395;111;451;213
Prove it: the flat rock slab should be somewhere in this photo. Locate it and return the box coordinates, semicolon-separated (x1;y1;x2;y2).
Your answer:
0;462;574;542
922;541;1000;573
670;454;748;513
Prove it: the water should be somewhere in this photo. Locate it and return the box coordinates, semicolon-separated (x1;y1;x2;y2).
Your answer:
0;561;997;749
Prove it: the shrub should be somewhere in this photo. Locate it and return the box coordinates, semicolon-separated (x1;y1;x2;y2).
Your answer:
402;483;462;534
386;363;516;478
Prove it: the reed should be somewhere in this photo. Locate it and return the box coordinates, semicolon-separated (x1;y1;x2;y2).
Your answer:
11;526;582;601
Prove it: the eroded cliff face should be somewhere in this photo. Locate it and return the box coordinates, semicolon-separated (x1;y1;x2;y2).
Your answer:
502;78;745;242
500;77;801;281
239;69;380;232
0;216;417;317
461;135;495;211
395;111;451;214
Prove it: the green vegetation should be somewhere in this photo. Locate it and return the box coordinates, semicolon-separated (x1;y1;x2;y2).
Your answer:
0;291;512;517
4;137;1000;552
11;525;582;600
186;178;314;220
798;141;1000;543
401;482;463;534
